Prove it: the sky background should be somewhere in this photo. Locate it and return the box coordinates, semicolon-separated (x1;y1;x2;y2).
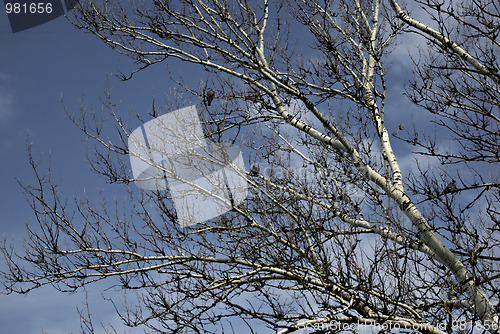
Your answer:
0;8;178;333
0;3;445;334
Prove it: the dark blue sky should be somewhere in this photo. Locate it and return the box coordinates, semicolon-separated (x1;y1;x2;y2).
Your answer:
0;9;177;333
